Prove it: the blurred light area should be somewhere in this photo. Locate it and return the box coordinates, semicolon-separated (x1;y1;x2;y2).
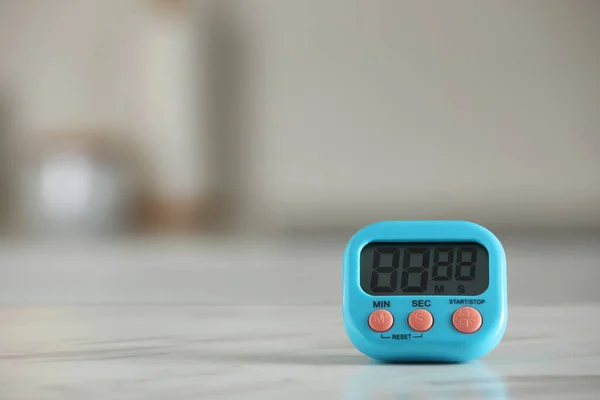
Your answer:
40;153;95;219
0;0;597;304
27;150;132;237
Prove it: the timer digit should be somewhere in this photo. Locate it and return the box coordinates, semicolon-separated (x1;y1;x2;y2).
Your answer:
342;221;507;363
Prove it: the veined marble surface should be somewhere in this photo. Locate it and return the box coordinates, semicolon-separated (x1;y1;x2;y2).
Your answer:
0;305;598;399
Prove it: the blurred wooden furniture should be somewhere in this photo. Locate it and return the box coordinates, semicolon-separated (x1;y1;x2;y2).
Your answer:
136;0;220;234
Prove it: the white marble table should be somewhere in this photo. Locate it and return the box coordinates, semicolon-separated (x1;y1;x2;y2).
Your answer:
0;305;598;399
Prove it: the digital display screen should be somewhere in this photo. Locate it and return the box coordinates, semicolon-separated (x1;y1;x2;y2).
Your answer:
360;242;489;296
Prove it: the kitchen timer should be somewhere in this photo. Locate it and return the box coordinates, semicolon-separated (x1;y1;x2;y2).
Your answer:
342;221;507;362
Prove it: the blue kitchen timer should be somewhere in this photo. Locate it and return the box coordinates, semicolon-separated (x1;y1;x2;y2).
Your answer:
342;221;507;363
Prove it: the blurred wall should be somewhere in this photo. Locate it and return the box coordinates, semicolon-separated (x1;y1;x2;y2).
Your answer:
0;0;598;233
0;0;139;134
242;0;600;231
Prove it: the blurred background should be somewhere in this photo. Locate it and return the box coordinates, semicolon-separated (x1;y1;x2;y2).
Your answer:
0;0;598;306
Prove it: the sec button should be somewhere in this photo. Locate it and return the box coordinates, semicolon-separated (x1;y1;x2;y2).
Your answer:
408;309;434;332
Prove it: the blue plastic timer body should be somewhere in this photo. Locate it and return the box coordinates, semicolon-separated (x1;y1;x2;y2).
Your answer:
342;221;507;363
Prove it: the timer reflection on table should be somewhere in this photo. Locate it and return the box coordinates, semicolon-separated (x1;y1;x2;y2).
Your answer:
344;360;507;400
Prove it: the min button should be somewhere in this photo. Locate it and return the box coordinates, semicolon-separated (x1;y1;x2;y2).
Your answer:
368;309;394;332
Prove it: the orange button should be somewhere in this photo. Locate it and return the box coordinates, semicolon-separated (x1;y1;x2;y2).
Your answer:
368;309;394;332
452;306;483;334
408;309;434;332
